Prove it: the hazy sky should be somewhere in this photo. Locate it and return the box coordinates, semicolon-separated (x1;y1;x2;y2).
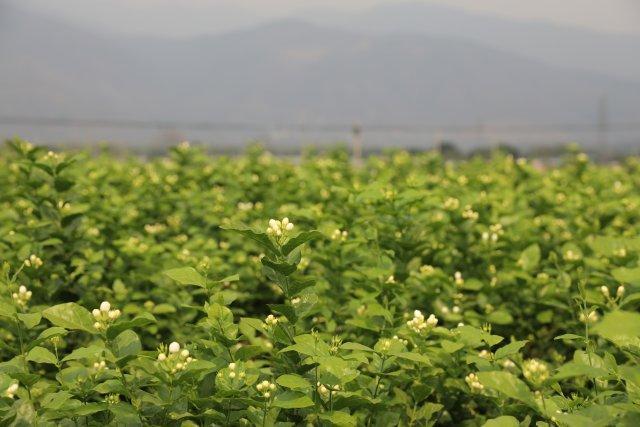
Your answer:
11;0;640;37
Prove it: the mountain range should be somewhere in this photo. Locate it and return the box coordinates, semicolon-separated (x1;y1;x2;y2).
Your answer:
1;1;639;147
305;2;640;84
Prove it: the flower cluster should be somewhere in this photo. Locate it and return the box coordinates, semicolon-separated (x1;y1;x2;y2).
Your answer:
601;285;625;299
23;254;43;268
579;310;599;324
4;382;19;399
481;223;503;243
465;373;483;392
262;314;279;329
144;223;166;234
462;206;479;221
157;342;194;374
216;362;248;387
419;265;435;276
266;217;294;237
226;362;243;379
443;197;459;210
490;223;504;235
406;310;438;333
378;338;393;352
317;383;340;399
45;150;60;160
330;335;343;354
12;285;32;308
105;394;120;405
617;285;626;298
454;271;464;286
92;301;121;330
93;360;108;373
481;231;498;243
392;335;408;345
478;349;491;359
502;359;516;370
614;247;627;258
523;359;549;386
331;229;348;241
563;249;581;262
256;380;276;398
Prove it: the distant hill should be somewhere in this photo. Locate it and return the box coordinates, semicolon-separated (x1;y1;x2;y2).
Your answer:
304;1;640;83
1;3;639;133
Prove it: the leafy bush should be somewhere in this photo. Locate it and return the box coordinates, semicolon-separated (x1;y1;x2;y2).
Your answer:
0;139;639;426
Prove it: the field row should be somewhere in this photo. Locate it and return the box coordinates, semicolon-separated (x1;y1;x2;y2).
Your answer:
0;140;639;426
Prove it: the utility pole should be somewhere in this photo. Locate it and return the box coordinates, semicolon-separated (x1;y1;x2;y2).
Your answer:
352;124;362;165
597;95;608;154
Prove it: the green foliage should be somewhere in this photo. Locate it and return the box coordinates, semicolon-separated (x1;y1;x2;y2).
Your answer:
0;140;639;425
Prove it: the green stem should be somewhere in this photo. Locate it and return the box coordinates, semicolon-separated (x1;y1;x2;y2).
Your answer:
372;356;387;399
262;399;268;427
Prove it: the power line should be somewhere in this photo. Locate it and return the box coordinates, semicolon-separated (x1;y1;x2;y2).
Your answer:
2;115;640;134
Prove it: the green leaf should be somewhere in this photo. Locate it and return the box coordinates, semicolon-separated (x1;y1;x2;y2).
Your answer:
281;230;323;255
74;403;109;417
393;352;431;365
620;292;640;308
61;212;83;227
26;346;58;365
55;158;76;174
93;380;126;395
17;312;41;329
268;304;297;323
553;363;609;381
33;162;54;176
288;278;316;297
272;391;314;409
14;400;36;425
55;177;75;192
488;310;513;325
536;310;553;324
612;267;640;286
41;391;74;410
164;267;206;288
205;303;237;341
461;279;484;291
106;312;156;340
483;416;519;427
592;310;640;347
315;356;359;384
112;330;141;358
216;274;240;283
280;334;331;357
234;345;266;361
554;334;584;341
62;345;105;362
477;371;536;407
494;340;528;360
518;244;540;271
0;300;17;318
318;411;358;427
261;258;297;276
221;224;279;257
441;340;464;353
42;303;96;333
340;342;375;352
276;374;312;390
458;325;504;347
29;327;68;350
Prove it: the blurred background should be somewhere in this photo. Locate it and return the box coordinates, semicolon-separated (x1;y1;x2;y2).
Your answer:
1;0;639;157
